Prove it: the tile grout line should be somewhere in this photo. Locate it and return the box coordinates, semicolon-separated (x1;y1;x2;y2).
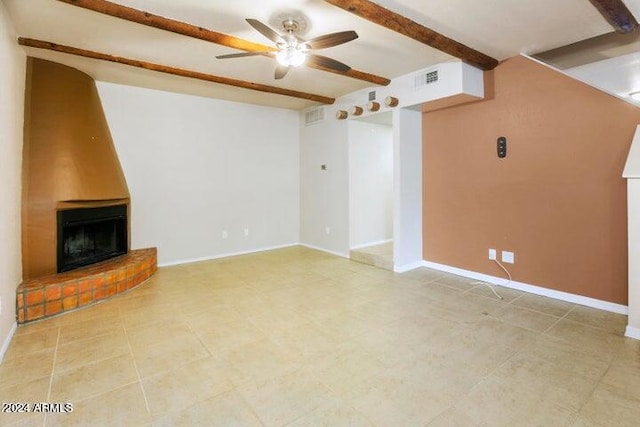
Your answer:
451;291;561;410
459;327;537;398
120;311;152;420
43;325;61;427
235;387;267;427
541;305;575;335
568;327;627;419
576;316;631;417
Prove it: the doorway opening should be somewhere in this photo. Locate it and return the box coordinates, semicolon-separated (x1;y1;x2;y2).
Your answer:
348;111;394;270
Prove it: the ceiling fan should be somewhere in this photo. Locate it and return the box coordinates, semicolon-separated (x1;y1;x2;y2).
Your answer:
216;18;358;79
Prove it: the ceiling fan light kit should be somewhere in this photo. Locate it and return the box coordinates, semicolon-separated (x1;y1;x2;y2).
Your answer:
216;16;358;80
275;44;307;67
275;19;308;67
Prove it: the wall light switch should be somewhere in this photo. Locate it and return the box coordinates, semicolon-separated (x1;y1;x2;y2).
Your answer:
497;136;507;158
502;251;515;264
325;226;331;235
244;228;249;237
488;249;497;260
222;230;228;239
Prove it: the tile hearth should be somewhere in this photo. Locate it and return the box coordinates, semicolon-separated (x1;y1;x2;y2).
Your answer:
16;248;157;324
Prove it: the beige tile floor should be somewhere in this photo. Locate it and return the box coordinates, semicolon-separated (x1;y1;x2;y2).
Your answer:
0;246;637;426
350;242;394;271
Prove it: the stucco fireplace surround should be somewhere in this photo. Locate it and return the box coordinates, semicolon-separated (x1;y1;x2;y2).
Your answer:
17;58;157;324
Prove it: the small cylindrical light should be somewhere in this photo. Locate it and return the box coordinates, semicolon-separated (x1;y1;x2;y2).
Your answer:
351;106;363;116
336;110;348;120
385;96;399;107
367;101;380;112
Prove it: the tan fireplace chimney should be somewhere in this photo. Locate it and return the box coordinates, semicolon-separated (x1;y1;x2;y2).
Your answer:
22;58;130;279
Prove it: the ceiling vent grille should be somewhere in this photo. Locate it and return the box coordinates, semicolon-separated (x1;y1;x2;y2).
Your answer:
415;69;439;88
304;107;325;126
368;91;376;101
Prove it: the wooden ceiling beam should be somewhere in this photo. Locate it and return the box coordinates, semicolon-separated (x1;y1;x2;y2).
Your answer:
588;0;638;33
313;65;389;86
18;38;336;105
57;0;274;52
324;0;499;71
55;0;390;86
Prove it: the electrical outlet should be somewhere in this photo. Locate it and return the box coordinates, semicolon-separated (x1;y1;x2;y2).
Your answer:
502;251;515;264
222;230;228;239
244;228;249;237
488;249;497;260
325;226;331;235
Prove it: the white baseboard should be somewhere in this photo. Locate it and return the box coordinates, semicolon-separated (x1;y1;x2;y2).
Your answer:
299;243;349;259
625;325;640;340
394;261;423;273
158;243;299;267
350;239;393;251
422;260;628;315
0;322;17;364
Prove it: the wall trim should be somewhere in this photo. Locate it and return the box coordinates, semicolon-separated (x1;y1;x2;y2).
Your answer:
394;261;423;273
625;325;640;340
0;322;17;363
159;246;629;316
298;243;349;259
422;260;628;315
350;239;393;251
157;243;299;267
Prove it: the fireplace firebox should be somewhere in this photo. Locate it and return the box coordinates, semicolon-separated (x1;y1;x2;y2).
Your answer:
57;204;127;273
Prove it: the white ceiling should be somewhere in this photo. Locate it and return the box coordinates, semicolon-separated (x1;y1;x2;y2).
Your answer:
4;0;640;110
565;50;640;106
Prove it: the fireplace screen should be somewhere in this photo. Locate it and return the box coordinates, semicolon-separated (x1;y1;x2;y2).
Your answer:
57;205;127;273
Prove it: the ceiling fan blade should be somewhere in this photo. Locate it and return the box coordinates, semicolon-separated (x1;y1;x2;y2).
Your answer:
274;65;290;80
216;51;270;59
306;54;351;72
246;18;284;44
306;30;358;50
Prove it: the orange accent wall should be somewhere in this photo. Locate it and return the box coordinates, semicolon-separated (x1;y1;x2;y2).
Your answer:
22;58;130;279
422;56;640;305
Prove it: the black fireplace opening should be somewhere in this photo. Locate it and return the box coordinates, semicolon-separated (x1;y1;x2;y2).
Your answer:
57;204;128;273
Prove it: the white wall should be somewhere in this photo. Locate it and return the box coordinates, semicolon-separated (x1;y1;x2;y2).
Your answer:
97;83;300;265
626;179;640;339
299;117;350;256
393;108;423;271
623;126;640;339
349;119;393;248
0;3;25;359
299;61;483;259
332;61;484;123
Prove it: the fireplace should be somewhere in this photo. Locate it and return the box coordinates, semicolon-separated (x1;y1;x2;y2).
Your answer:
57;204;128;273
